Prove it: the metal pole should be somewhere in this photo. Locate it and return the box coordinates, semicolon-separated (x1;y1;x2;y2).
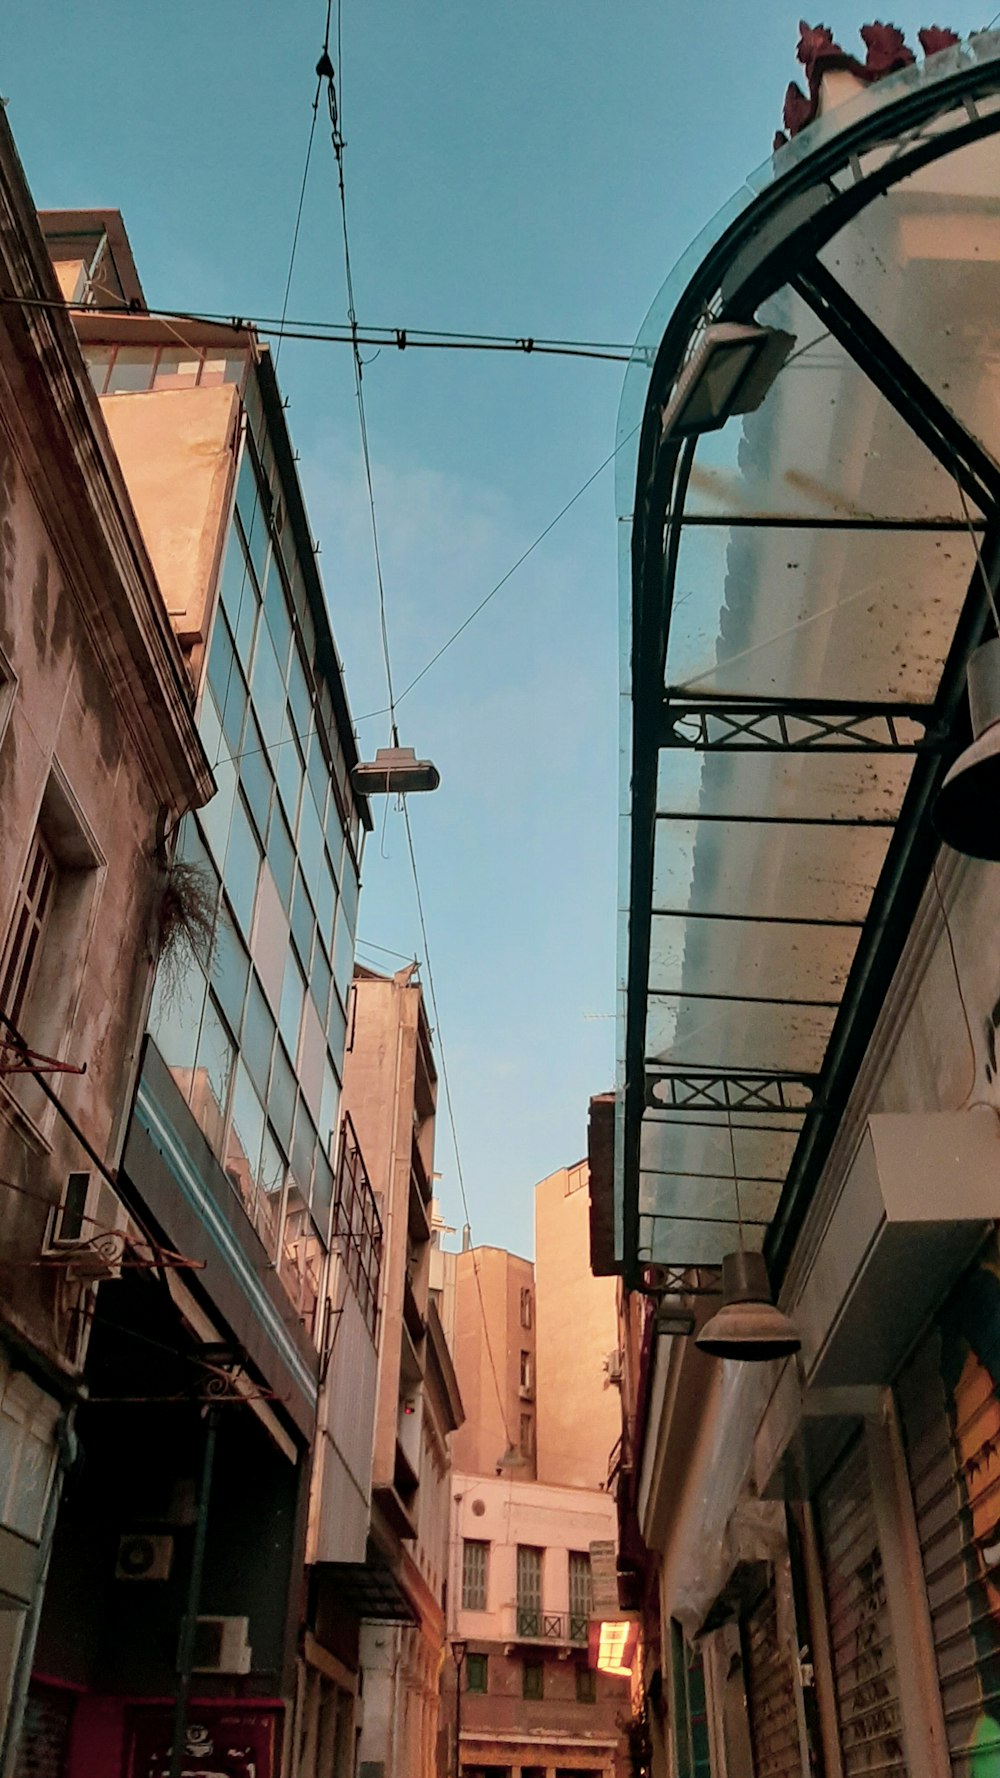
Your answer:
169;1406;218;1778
452;1648;465;1778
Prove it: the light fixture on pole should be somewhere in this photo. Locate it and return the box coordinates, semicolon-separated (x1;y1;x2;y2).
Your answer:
659;322;796;442
496;1443;529;1474
350;746;440;796
451;1638;468;1778
934;637;1000;859
694;1108;800;1362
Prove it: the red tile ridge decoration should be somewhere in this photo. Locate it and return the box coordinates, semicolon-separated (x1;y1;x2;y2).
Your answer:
774;20;962;150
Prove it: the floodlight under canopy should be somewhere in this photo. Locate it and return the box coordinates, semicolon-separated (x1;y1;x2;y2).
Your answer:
351;746;440;796
660;322;796;441
934;638;1000;859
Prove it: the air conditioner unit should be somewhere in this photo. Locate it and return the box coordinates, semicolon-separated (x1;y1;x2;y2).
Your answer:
45;1171;128;1279
115;1533;174;1582
191;1615;252;1675
518;1383;533;1400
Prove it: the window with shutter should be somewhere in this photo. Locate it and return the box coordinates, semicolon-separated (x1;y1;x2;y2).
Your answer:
462;1539;489;1612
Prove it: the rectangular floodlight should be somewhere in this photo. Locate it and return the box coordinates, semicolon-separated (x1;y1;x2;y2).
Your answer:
660;323;796;441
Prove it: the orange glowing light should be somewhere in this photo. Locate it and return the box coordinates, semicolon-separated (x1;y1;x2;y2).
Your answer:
596;1619;638;1677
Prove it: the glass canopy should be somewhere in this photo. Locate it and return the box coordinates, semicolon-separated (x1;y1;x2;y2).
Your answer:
616;33;1000;1285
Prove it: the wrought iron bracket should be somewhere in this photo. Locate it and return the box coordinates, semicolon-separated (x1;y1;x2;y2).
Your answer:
660;695;940;753
645;1069;819;1115
637;1262;722;1298
0;1036;87;1078
35;1235;205;1273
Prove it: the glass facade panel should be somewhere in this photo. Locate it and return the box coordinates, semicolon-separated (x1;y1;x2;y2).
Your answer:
275;717;304;833
224;793;261;936
311;943;332;1029
191;991;234;1156
298;789;325;901
268;1040;297;1154
207;608;237;718
226;1060;265;1218
240;713;273;842
333;905;354;1007
149;376;364;1345
219;526;259;665
257;1123;286;1258
320;1061;339;1153
237;447;269;584
106;346;155;393
242;974;275;1097
266;806;295;910
148;951;206;1082
340;854;359;941
211;900;249;1035
287;648;312;742
263;558;293;676
279;954;305;1057
251;629;286;751
314;857;335;950
291;1098;318;1200
326;987;347;1070
291;872;316;972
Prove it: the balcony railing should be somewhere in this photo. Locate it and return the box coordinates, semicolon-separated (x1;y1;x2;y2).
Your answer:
512;1607;589;1646
333;1114;382;1337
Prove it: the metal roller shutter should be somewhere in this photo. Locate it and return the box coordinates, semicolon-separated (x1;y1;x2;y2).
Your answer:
743;1583;803;1778
897;1259;1000;1778
816;1437;908;1778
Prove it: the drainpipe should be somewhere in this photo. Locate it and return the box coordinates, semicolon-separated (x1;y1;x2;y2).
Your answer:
0;1408;78;1778
168;1405;219;1778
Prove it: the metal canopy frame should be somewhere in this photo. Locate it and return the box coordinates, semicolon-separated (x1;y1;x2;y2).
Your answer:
619;36;1000;1287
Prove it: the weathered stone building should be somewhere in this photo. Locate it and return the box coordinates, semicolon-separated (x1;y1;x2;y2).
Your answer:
0;115;212;1768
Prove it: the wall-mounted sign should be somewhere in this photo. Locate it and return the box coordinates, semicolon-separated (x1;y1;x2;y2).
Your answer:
126;1706;280;1778
589;1538;619;1616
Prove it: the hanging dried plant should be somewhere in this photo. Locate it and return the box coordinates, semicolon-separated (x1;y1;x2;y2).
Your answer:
155;860;217;1005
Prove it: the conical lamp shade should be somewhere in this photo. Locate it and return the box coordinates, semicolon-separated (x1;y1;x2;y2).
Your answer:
695;1251;800;1362
935;640;1000;860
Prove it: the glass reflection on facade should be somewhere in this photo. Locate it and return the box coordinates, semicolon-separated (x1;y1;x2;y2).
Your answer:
147;361;363;1344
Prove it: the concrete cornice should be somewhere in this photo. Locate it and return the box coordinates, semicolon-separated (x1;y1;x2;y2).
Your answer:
0;113;213;817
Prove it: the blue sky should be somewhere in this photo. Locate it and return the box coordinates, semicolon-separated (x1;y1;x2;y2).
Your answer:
3;3;987;1252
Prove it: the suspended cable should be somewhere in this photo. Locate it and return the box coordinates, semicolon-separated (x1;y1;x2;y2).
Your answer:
353;422;641;725
319;42;397;737
401;799;516;1449
200;419;640;767
1;291;635;365
317;15;514;1444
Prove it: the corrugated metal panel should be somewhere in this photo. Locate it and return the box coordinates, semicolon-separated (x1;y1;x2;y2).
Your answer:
897;1271;1000;1778
744;1584;803;1778
817;1438;907;1778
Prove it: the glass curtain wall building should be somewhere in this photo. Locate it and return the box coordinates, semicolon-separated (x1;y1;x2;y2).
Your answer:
84;331;370;1348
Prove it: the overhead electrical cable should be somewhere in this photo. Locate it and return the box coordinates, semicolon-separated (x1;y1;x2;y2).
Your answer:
1;291;635;365
203;421;639;771
317;15;515;1447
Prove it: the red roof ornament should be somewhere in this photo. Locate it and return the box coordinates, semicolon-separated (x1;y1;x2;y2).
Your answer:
918;26;961;54
796;22;844;67
778;21;962;145
860;22;915;73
